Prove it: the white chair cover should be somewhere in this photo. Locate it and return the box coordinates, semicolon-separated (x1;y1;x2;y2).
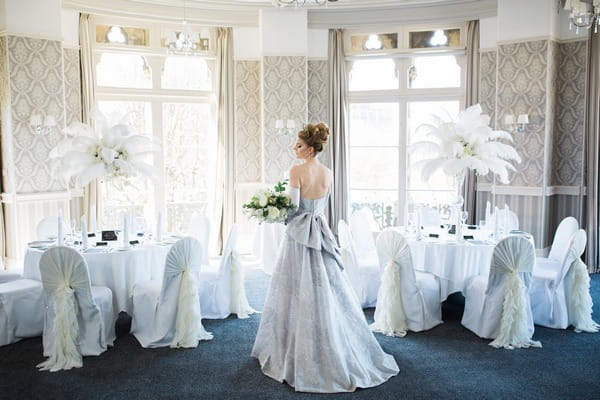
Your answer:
131;237;213;348
531;228;581;329
547;216;579;262
350;208;378;261
200;225;250;319
187;213;211;266
37;246;115;372
0;270;22;284
564;230;599;333
462;236;541;349
36;216;66;241
0;279;44;346
371;229;442;337
337;220;380;308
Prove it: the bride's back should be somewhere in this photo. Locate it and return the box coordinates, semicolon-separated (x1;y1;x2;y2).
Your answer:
290;162;331;200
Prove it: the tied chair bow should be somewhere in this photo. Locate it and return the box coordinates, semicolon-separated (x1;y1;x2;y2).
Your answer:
131;237;213;348
488;237;541;349
564;230;599;333
370;229;442;337
37;246;115;372
462;236;541;349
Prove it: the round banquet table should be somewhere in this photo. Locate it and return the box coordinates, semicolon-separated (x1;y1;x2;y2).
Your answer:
24;242;170;315
252;222;287;275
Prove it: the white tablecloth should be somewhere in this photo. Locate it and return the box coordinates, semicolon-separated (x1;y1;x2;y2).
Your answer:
24;243;170;314
408;235;495;300
252;223;287;275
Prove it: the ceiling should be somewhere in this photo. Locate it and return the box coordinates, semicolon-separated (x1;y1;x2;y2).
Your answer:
62;0;498;27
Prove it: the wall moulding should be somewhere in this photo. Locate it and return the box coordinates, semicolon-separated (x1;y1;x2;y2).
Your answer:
1;189;83;204
476;184;583;196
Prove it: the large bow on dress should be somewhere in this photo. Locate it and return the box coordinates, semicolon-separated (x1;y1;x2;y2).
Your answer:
286;212;344;271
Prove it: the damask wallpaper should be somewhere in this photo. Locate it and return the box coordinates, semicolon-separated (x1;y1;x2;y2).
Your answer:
478;50;497;185
552;40;587;187
496;40;548;187
63;48;82;128
235;60;262;183
307;59;330;168
7;36;66;193
0;36;10;192
262;56;307;184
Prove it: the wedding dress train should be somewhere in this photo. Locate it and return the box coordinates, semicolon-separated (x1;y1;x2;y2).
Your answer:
251;193;399;393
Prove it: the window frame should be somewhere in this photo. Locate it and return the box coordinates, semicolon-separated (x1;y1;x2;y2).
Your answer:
91;16;217;233
346;24;466;227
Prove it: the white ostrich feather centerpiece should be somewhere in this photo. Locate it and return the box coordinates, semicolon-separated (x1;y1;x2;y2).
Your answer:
50;110;158;188
412;104;521;184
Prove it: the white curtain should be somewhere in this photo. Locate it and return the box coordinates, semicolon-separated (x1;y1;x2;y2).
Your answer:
327;29;349;234
214;27;236;253
79;13;100;229
584;28;600;273
464;20;480;225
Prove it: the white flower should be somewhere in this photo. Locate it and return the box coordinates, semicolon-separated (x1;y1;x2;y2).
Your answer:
266;206;280;222
258;192;269;208
411;104;521;184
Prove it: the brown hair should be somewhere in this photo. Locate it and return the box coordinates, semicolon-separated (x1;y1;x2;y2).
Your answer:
297;123;330;154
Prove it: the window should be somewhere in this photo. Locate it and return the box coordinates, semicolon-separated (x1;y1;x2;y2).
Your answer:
93;17;216;235
347;25;465;229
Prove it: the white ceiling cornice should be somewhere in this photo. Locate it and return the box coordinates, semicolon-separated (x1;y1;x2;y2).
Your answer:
62;0;498;27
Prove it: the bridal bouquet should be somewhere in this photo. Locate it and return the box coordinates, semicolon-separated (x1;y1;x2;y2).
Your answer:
49;109;158;188
243;180;296;224
412;104;521;184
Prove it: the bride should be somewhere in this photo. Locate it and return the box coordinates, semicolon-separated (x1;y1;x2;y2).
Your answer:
251;123;399;393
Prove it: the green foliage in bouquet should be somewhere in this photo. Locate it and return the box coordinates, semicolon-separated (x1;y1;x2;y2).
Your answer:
243;180;297;224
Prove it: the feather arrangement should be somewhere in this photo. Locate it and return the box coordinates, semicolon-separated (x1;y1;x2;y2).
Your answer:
412;104;521;184
50;109;158;188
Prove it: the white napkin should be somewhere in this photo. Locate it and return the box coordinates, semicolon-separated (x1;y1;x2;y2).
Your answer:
123;213;130;248
156;211;162;242
484;201;491;226
57;214;64;246
81;216;89;250
90;205;96;234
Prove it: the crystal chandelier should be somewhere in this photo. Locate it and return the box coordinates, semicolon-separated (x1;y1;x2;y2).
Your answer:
273;0;337;7
564;0;600;33
166;0;200;55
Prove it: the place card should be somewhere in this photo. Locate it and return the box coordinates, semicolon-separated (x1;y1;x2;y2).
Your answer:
467;225;477;230
87;233;96;238
463;235;474;240
102;230;118;241
129;240;139;245
428;233;439;238
96;241;108;246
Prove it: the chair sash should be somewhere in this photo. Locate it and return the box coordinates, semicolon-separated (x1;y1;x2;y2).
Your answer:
37;246;97;371
370;230;416;337
565;230;599;333
487;236;541;349
229;249;258;319
164;237;212;348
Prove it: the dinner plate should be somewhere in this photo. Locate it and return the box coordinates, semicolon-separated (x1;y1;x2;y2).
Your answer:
28;240;55;248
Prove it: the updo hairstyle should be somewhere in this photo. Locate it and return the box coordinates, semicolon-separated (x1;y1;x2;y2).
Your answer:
298;123;330;154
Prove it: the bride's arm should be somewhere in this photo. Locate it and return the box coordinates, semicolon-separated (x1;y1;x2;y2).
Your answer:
288;166;301;206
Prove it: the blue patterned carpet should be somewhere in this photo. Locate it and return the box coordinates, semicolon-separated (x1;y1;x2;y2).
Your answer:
1;270;599;400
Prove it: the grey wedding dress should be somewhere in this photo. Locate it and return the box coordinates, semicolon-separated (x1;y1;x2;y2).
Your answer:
251;192;399;393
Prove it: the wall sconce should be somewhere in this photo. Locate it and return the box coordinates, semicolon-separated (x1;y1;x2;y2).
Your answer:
30;114;57;135
503;113;529;133
275;119;296;136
